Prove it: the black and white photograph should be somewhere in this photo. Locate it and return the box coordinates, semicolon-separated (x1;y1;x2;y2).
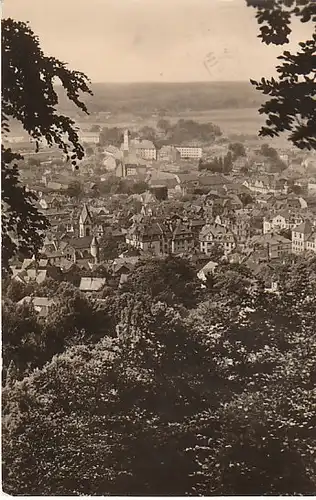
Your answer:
2;0;316;496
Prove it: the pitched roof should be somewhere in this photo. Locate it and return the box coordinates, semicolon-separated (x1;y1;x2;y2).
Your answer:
293;219;314;234
173;223;193;237
123;152;147;166
79;203;92;224
18;296;55;308
79;277;106;292
199;174;230;186
133;139;156;149
175;173;199;184
67;236;93;249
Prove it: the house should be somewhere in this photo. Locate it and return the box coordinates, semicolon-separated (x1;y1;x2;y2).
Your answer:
215;213;251;243
126;221;170;255
130;138;157;160
79;131;100;144
115;152;147;178
199;223;236;256
39;195;62;211
126;220;194;256
247;233;292;259
200;174;231;191
10;257;59;285
174;173;200;195
17;296;55;318
158;145;181;163
112;256;140;275
171;222;194;254
243;176;288;195
263;211;303;235
292;219;316;254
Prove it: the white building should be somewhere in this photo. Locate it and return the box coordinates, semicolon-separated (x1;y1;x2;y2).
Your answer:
175;145;203;160
131;139;157;160
79;131;100;144
292;219;316;254
263;211;303;235
199;223;235;256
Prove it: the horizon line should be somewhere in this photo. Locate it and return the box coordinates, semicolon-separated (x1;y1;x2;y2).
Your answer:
55;79;253;87
86;79;252;85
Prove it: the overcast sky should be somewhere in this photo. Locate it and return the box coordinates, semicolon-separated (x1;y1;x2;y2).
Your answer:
4;0;310;83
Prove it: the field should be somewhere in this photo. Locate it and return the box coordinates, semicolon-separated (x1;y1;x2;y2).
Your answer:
8;81;290;149
78;107;290;149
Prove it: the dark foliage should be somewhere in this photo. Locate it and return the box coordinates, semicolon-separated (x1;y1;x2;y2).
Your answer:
247;0;316;149
1;18;92;267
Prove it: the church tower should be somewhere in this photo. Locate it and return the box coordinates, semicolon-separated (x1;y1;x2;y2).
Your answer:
123;129;129;156
90;236;99;264
79;203;93;238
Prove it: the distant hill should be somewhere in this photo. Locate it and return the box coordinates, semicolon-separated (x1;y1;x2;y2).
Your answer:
56;81;264;117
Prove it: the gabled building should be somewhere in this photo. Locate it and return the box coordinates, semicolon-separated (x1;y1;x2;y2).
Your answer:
199;223;235;256
125;221;169;255
158;145;181;163
246;233;292;260
17;296;56;318
131;138;157;160
125;219;194;256
171;222;194;254
292;219;316;254
263;211;303;235
243;176;288;195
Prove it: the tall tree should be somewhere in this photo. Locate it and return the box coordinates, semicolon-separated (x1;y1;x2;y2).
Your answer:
2;19;92;269
247;0;316;149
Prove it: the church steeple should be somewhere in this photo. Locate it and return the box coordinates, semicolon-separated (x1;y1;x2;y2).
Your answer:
123;129;129;156
79;203;93;238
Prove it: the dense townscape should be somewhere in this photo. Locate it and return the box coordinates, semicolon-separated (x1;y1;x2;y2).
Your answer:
2;0;316;496
3;119;316;495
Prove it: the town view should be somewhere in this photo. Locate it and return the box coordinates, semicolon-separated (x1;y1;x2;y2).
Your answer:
2;0;316;496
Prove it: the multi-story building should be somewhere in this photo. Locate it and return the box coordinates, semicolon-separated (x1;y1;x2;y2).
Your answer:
199;223;236;256
125;220;194;256
126;222;170;256
243;176;288;195
117;130;149;176
175;145;203;160
131;138;157;160
171;223;194;254
158;145;181;162
292;219;316;254
263;211;304;235
247;233;292;260
79;131;100;144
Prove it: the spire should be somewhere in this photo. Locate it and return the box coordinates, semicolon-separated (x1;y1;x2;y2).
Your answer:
79;203;92;224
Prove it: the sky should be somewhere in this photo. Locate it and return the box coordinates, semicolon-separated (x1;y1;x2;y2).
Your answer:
4;0;311;83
